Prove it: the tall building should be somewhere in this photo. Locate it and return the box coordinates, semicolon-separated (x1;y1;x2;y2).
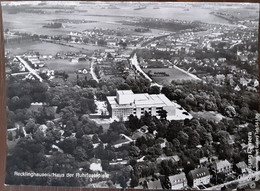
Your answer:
106;90;176;120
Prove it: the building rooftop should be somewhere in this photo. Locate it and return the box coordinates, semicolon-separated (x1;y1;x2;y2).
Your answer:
215;159;232;170
117;90;134;96
147;180;163;190
107;90;175;108
236;161;247;169
189;167;210;179
169;172;187;185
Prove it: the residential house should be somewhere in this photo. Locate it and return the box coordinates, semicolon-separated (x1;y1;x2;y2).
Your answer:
17;62;26;72
240;77;249;86
146;179;163;190
235;161;247;174
187;167;210;188
156;155;180;164
150;43;157;48
249;156;260;170
169;172;188;189
216;74;225;83
234;85;241;91
212;159;232;174
112;134;134;148
218;57;226;62
107;39;117;47
252;79;259;88
5;66;12;75
78;68;88;74
199;157;209;165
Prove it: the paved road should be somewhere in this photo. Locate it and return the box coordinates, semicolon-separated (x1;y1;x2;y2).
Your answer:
90;62;99;83
204;171;260;190
130;54;152;82
16;56;43;82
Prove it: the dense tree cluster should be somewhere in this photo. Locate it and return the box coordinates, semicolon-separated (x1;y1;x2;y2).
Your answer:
7;78;48;110
125;109;256;187
161;80;259;121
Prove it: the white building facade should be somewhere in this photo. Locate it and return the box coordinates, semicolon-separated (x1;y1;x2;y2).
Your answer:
169;172;188;189
107;90;176;120
188;167;210;188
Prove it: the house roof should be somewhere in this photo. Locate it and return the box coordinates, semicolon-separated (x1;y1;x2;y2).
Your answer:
107;90;175;109
215;159;232;170
147;180;163;190
156;155;180;163
169;172;187;185
189;167;210;179
236;161;247;169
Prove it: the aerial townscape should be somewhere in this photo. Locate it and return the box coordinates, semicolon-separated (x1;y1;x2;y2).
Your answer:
3;1;260;190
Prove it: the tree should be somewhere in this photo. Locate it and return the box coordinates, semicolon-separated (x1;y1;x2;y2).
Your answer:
130;173;139;188
97;39;107;46
59;137;77;154
118;83;131;90
159;160;170;176
33;129;45;143
149;86;160;94
50;153;78;174
109;121;128;135
216;143;233;160
217;130;231;145
185;93;197;106
100;160;109;171
225;106;237;117
73;146;88;161
128;114;140;131
25;118;37;134
81;135;94;153
167;120;183;140
119;40;127;49
129;145;141;157
75;127;84;138
177;131;189;145
159;109;167;120
92;134;100;143
7;132;13;141
9;137;46;171
60;106;76;124
4;28;9;33
171;138;180;150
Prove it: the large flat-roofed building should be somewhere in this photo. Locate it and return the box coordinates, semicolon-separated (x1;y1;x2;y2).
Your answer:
106;90;176;120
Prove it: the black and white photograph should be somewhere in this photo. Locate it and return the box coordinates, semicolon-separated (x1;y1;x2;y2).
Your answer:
3;1;260;190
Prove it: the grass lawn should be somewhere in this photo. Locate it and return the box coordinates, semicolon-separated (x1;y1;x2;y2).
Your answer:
143;67;194;85
45;59;91;72
190;111;226;123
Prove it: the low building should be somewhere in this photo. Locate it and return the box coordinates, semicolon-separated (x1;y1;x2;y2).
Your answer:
249;156;260;170
169;172;187;189
212;159;232;174
187;167;210;188
146;180;163;190
156;155;180;164
235;161;247;174
199;157;209;165
107;90;176;120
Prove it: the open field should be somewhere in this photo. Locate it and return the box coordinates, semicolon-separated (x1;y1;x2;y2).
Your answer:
60;42;106;52
143;67;194;84
6;41;92;56
45;59;91;72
